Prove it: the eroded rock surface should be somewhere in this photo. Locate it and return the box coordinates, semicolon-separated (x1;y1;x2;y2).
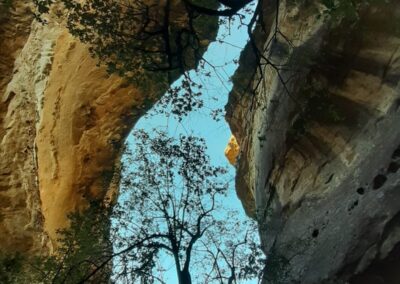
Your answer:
0;1;41;255
0;2;200;259
1;16;147;254
227;0;400;282
1;0;218;257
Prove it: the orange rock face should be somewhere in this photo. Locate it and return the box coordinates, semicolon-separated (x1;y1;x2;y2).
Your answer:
0;0;218;256
224;135;240;166
36;30;147;245
0;18;159;254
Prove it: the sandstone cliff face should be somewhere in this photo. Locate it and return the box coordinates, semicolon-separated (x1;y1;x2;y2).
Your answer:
1;0;218;257
35;27;147;246
0;1;42;255
227;0;400;282
0;4;158;255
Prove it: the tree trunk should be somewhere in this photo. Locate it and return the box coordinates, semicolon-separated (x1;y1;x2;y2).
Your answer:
178;269;192;284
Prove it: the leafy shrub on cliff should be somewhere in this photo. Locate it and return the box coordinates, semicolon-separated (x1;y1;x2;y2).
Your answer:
0;253;25;283
32;0;257;119
0;0;12;9
26;202;112;283
0;0;12;17
322;0;392;18
34;0;221;92
0;204;112;283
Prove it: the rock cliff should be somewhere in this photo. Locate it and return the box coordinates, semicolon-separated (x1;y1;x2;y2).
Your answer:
0;11;147;255
0;0;217;257
226;0;400;282
2;0;399;281
0;0;217;255
0;1;42;255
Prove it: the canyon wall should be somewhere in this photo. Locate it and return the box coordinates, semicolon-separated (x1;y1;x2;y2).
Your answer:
2;0;399;281
227;0;400;282
0;0;219;257
0;1;43;255
0;8;149;255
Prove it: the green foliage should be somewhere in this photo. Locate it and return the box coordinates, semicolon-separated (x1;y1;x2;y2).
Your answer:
156;75;204;121
0;253;24;283
0;0;12;16
9;202;114;284
319;0;392;24
43;202;112;283
319;0;360;23
1;0;12;8
34;0;219;95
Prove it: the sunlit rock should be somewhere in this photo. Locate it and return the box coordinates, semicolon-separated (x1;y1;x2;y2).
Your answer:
224;135;240;165
0;0;218;256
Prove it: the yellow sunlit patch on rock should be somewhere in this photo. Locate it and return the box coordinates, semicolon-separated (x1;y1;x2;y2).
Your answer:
224;135;240;165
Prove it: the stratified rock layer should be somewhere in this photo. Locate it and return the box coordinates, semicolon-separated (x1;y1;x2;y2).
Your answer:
227;0;400;282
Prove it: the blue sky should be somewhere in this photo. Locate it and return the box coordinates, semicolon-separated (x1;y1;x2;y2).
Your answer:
117;13;257;283
133;17;250;171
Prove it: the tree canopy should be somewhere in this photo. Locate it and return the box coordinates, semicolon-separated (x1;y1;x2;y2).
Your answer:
34;0;243;85
16;130;264;284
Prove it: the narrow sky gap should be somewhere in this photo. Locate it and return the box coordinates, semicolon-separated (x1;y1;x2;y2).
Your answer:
113;13;253;283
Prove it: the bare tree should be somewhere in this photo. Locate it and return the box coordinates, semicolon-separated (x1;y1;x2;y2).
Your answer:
108;129;264;283
24;130;263;284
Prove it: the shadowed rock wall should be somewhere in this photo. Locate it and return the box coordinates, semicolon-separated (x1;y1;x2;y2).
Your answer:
226;0;400;282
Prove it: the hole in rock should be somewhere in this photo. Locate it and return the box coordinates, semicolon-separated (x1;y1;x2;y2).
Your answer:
356;187;365;195
392;145;400;159
373;174;387;190
312;229;319;238
388;162;400;173
348;200;359;212
395;98;400;111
